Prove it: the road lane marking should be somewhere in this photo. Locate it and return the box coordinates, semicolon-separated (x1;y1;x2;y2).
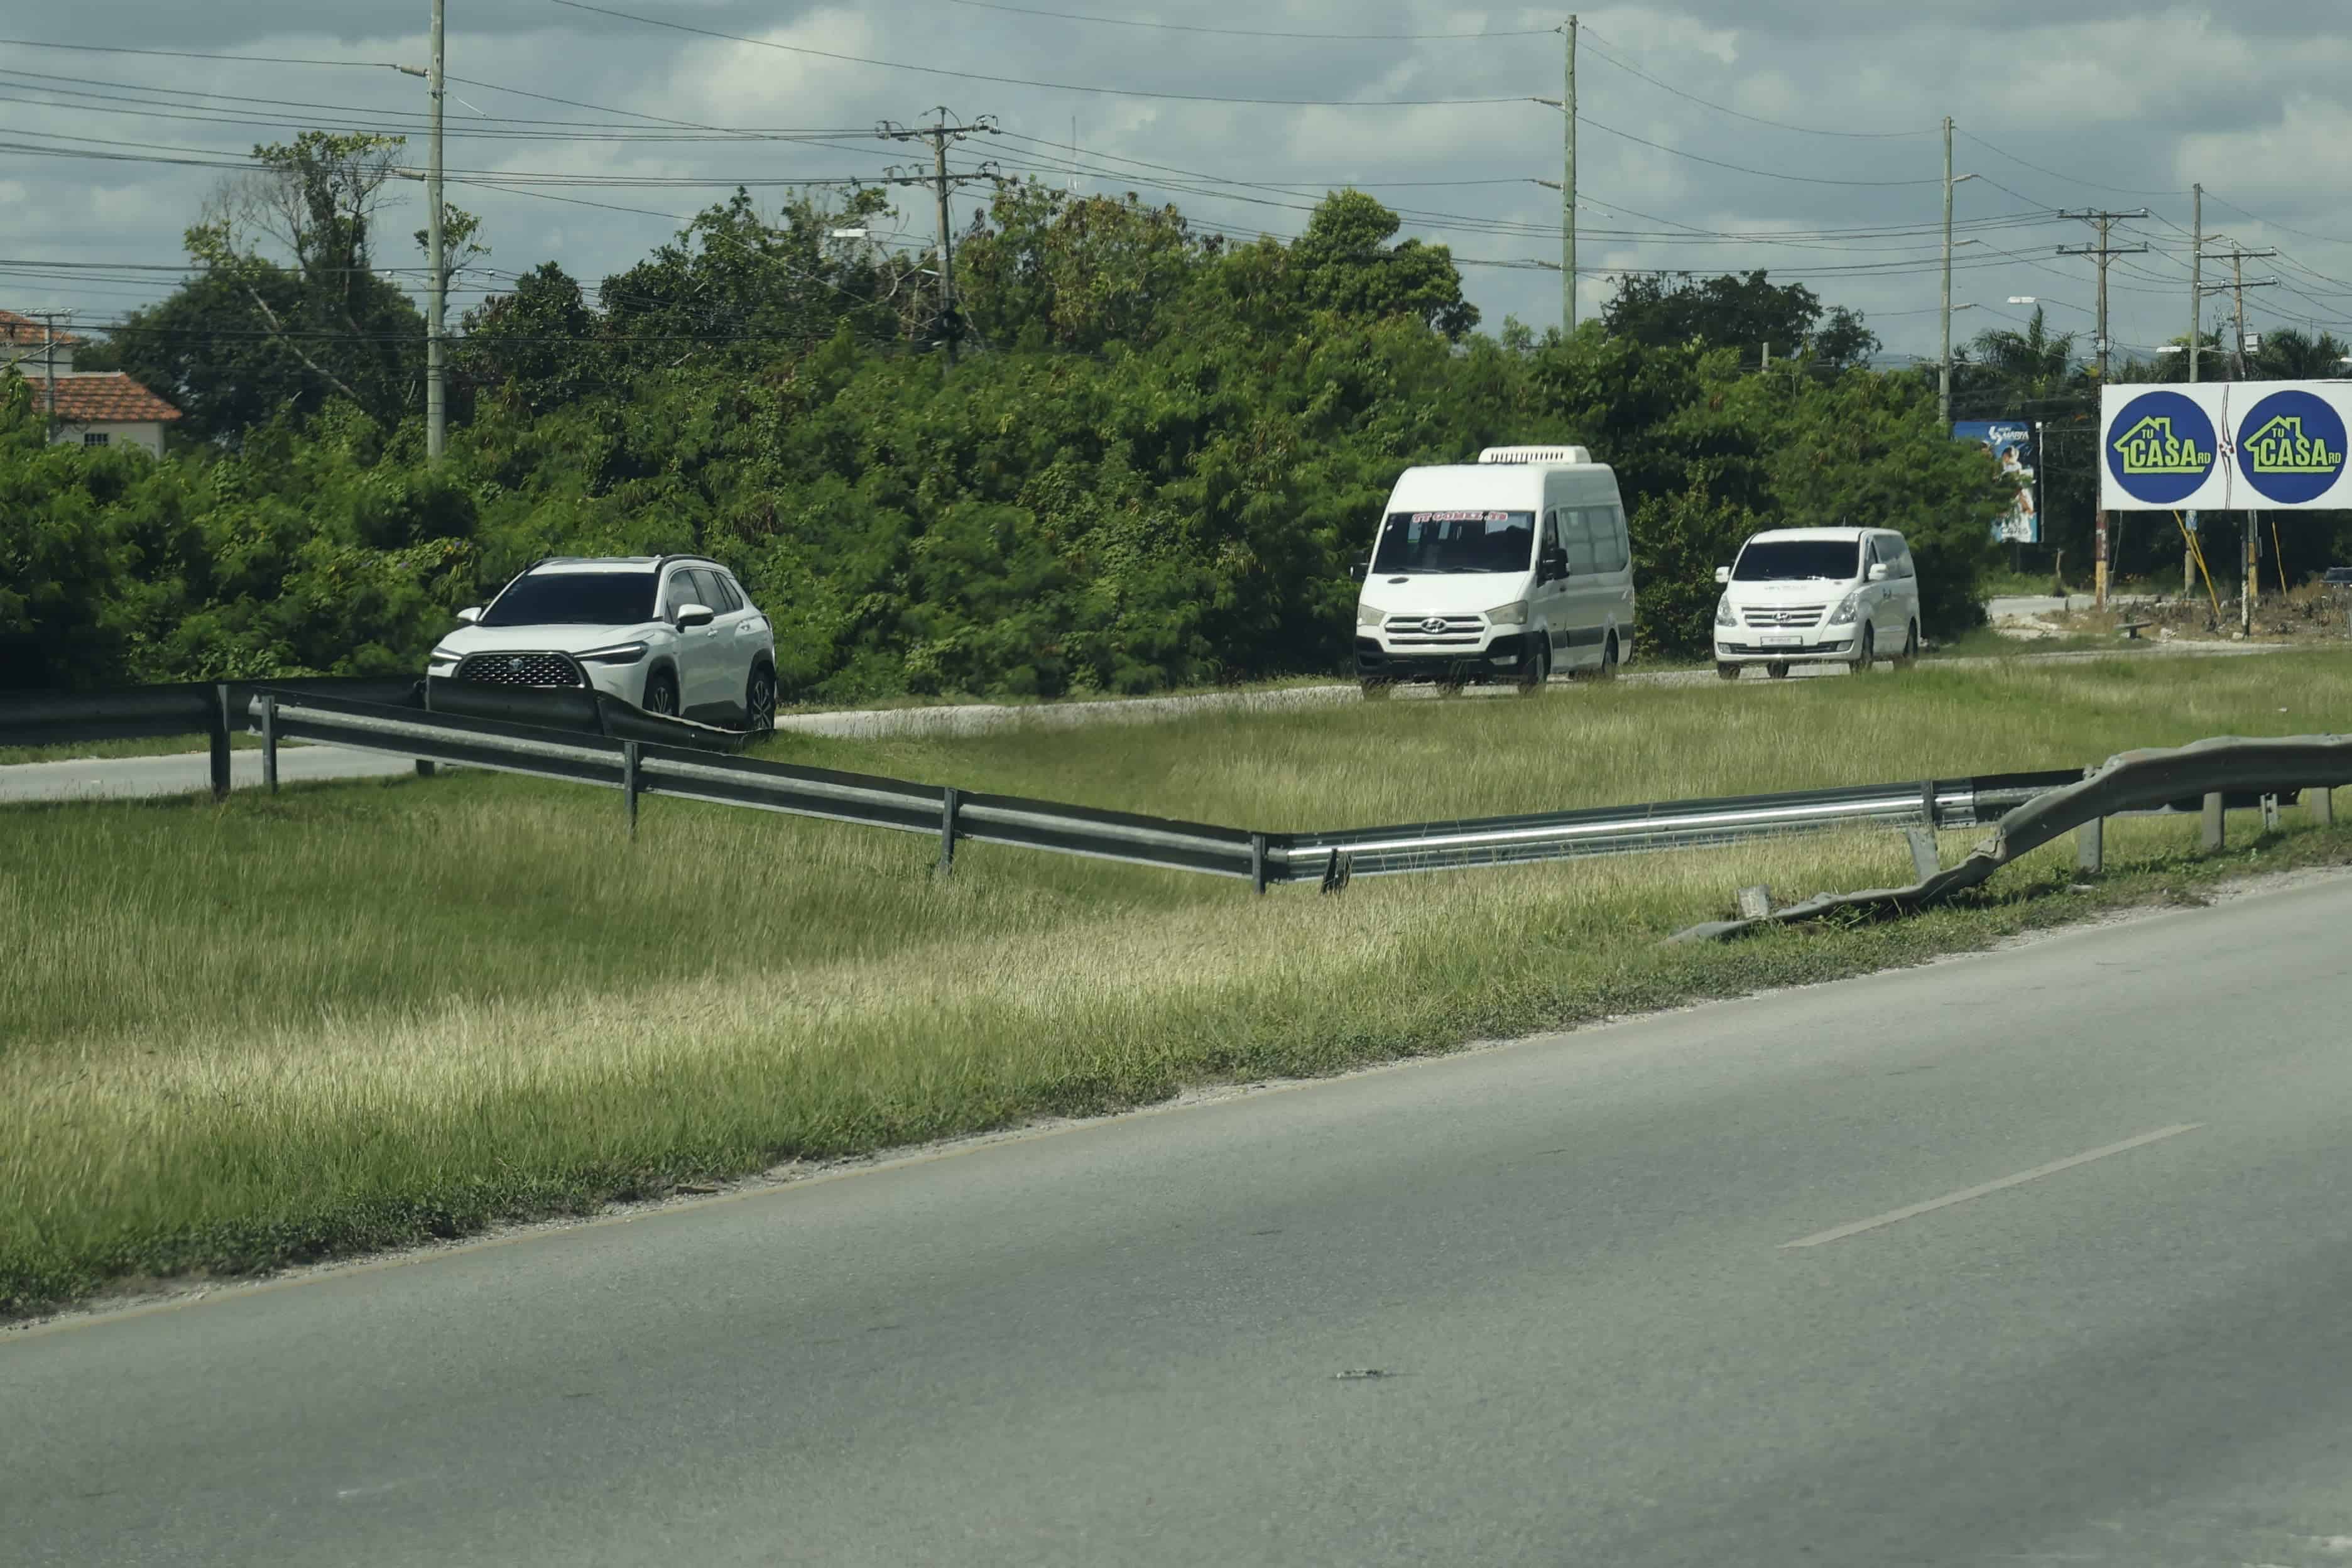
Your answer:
1780;1124;2203;1250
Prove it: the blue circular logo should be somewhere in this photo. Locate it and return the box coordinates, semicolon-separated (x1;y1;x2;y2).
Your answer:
2106;391;2218;505
2235;389;2348;506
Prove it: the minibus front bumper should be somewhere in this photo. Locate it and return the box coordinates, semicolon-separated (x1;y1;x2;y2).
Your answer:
1355;633;1532;682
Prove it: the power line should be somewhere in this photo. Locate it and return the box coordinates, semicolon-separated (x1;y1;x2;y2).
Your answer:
1570;112;1939;188
1575;25;1929;140
548;0;1537;106
932;0;1552;39
0;36;398;69
1953;128;2184;199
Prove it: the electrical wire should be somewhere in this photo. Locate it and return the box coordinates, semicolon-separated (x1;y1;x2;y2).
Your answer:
1575;25;1930;140
548;0;1537;106
931;0;1553;39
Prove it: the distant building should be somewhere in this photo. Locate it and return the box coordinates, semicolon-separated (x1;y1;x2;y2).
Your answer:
1;308;182;457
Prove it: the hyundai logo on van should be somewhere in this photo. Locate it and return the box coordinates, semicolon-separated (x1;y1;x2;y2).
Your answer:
1420;618;1450;634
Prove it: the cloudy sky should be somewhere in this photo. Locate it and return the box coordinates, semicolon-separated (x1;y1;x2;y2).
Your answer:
4;1;2349;369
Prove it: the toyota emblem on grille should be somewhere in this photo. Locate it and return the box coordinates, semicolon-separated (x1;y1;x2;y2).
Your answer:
1420;617;1450;634
508;656;526;670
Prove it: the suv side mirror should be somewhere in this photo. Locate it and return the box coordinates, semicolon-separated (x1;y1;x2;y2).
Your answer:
675;603;716;629
1713;566;1731;585
1348;558;1368;582
456;606;482;625
1867;563;1890;583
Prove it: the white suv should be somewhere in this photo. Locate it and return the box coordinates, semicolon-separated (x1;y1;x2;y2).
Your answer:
1712;527;1921;680
428;555;778;730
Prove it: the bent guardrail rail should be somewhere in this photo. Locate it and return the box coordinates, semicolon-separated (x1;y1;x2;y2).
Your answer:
1669;734;2352;943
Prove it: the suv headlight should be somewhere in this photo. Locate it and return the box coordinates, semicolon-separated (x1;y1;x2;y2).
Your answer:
1486;601;1528;626
577;641;649;665
427;645;462;670
1827;591;1861;626
1356;602;1385;627
1714;597;1736;628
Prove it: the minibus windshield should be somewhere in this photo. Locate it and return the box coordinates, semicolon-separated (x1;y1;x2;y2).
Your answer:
1371;511;1536;575
1733;539;1861;582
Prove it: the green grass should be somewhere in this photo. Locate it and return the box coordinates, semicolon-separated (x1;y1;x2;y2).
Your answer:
7;650;2352;1317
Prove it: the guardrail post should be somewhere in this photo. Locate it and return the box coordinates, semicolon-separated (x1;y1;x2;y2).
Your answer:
2201;792;2226;852
1250;832;1268;896
938;787;960;875
1319;849;1353;895
2075;816;2104;876
2261;793;2281;833
1920;779;1940;830
622;741;641;839
1905;825;1940;883
259;695;279;795
416;760;437;779
209;683;233;800
2315;787;2336;827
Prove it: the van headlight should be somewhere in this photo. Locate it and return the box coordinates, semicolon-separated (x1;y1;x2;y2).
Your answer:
1827;592;1861;626
1486;601;1528;626
1356;602;1385;627
1714;597;1736;628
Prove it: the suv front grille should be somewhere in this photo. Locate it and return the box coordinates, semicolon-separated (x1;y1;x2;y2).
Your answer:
1383;614;1484;646
1742;604;1827;629
453;651;585;688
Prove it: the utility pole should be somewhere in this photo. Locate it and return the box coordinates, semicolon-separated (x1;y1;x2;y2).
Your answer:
2058;209;2149;607
24;307;72;443
1940;118;1952;430
2198;238;2279;635
1563;15;1576;334
2185;182;2199;599
425;0;446;462
879;109;999;365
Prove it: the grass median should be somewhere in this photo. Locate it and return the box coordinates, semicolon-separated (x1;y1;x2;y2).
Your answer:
7;651;2352;1315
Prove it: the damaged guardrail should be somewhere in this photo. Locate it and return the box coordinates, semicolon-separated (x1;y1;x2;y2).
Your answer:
1669;734;2352;942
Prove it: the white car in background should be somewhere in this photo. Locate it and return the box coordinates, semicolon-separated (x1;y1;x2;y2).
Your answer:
428;555;778;731
1712;527;1921;680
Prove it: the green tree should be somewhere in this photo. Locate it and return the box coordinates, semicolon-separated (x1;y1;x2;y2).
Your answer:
1603;270;1878;369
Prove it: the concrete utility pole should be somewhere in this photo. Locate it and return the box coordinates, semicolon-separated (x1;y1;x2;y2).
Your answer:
2058;209;2149;607
2186;183;2199;597
2197;238;2279;635
1563;15;1576;334
1937;123;1981;430
879;109;999;366
26;307;71;442
425;0;447;462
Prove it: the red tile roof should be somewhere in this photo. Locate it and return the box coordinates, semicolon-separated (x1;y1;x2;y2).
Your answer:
35;373;182;423
0;308;85;347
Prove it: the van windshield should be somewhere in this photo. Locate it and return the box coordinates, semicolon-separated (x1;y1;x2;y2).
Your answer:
1734;540;1861;583
1371;511;1536;575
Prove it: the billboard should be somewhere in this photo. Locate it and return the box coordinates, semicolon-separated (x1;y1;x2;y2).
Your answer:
2099;380;2352;511
1953;419;2039;543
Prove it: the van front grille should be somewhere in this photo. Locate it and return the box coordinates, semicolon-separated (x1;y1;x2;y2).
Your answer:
1741;604;1827;629
1384;614;1484;646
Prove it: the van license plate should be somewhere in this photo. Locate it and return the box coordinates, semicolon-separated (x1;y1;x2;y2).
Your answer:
1759;632;1802;646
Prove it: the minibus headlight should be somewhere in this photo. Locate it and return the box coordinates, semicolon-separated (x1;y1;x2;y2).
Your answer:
1714;597;1736;627
1827;591;1861;625
1356;602;1385;627
1486;601;1529;626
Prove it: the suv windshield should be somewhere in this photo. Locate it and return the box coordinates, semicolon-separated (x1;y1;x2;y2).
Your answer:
1734;539;1861;583
1371;511;1535;575
481;572;658;628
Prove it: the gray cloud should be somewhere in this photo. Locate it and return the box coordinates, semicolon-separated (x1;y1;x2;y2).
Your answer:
4;1;2348;374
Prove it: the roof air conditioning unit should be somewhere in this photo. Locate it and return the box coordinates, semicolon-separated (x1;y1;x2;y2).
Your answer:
1478;445;1591;466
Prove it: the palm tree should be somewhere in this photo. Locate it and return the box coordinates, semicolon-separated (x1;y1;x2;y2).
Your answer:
2249;326;2351;379
1954;307;2087;416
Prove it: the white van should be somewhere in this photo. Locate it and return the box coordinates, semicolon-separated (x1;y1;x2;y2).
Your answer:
1711;526;1921;679
1350;446;1637;694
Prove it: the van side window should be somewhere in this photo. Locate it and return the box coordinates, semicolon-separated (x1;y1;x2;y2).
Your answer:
1559;508;1599;574
1539;509;1560;558
1598;507;1630;573
1891;540;1916;578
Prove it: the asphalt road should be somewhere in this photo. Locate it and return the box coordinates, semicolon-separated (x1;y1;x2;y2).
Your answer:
13;873;2352;1566
0;743;419;803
